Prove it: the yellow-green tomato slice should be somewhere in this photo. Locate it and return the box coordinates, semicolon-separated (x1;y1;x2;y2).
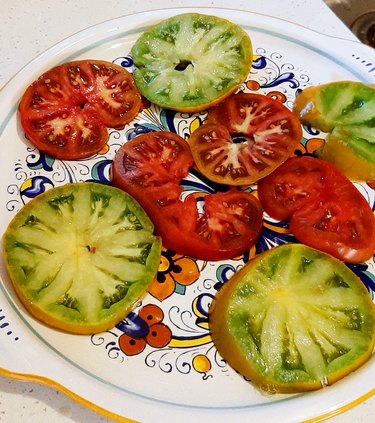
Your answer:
319;125;375;181
209;244;375;393
131;13;253;112
293;81;375;181
2;182;161;334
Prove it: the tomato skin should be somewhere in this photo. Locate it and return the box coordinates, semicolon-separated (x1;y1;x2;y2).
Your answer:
258;156;375;263
19;60;141;160
112;131;263;261
189;92;302;185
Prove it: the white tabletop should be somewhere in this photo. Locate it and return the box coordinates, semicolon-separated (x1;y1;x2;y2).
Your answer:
0;0;374;422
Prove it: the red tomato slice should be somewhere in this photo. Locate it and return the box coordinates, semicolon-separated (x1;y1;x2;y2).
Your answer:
257;156;375;263
290;198;375;263
189;92;302;185
19;60;141;160
257;156;334;221
151;190;264;261
112;131;264;261
111;130;193;217
195;191;264;259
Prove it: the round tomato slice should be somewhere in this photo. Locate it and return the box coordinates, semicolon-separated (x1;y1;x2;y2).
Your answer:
257;156;375;263
112;131;263;261
2;183;161;334
19;60;141;160
131;13;252;112
210;244;375;393
189;92;302;185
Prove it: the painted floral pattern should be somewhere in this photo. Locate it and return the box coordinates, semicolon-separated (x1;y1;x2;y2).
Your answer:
117;304;172;356
149;248;200;302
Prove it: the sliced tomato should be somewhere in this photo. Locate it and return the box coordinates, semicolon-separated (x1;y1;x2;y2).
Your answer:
195;191;264;259
112;130;196;232
189;92;302;185
112;131;263;261
290;197;375;263
2;183;161;334
293;81;375;182
111;130;193;217
257;156;375;263
131;13;252;112
210;243;375;393
19;60;141;160
257;156;334;221
151;190;264;261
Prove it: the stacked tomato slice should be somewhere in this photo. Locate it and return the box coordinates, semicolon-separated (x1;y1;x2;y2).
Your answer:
258;156;375;263
112;131;264;261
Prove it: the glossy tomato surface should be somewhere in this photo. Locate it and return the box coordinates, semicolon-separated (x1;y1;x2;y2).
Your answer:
112;131;263;261
290;198;375;263
258;156;375;263
19;60;141;160
189;92;302;185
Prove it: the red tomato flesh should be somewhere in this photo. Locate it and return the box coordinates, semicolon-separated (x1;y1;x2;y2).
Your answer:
189;92;302;185
19;60;141;160
290;198;375;263
111;131;193;218
257;155;333;221
258;156;375;263
112;131;264;261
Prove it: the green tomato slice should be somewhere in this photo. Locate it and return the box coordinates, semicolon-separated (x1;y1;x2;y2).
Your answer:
294;81;375;131
2;182;161;334
210;244;375;393
293;81;375;181
131;13;253;112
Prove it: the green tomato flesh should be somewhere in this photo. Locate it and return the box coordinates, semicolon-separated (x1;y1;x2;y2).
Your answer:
210;244;375;393
2;183;161;334
131;13;252;111
294;81;375;181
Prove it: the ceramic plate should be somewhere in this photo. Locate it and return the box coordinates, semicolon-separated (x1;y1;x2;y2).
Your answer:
0;7;374;423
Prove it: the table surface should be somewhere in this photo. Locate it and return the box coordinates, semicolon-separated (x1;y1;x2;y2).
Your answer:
0;0;374;422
